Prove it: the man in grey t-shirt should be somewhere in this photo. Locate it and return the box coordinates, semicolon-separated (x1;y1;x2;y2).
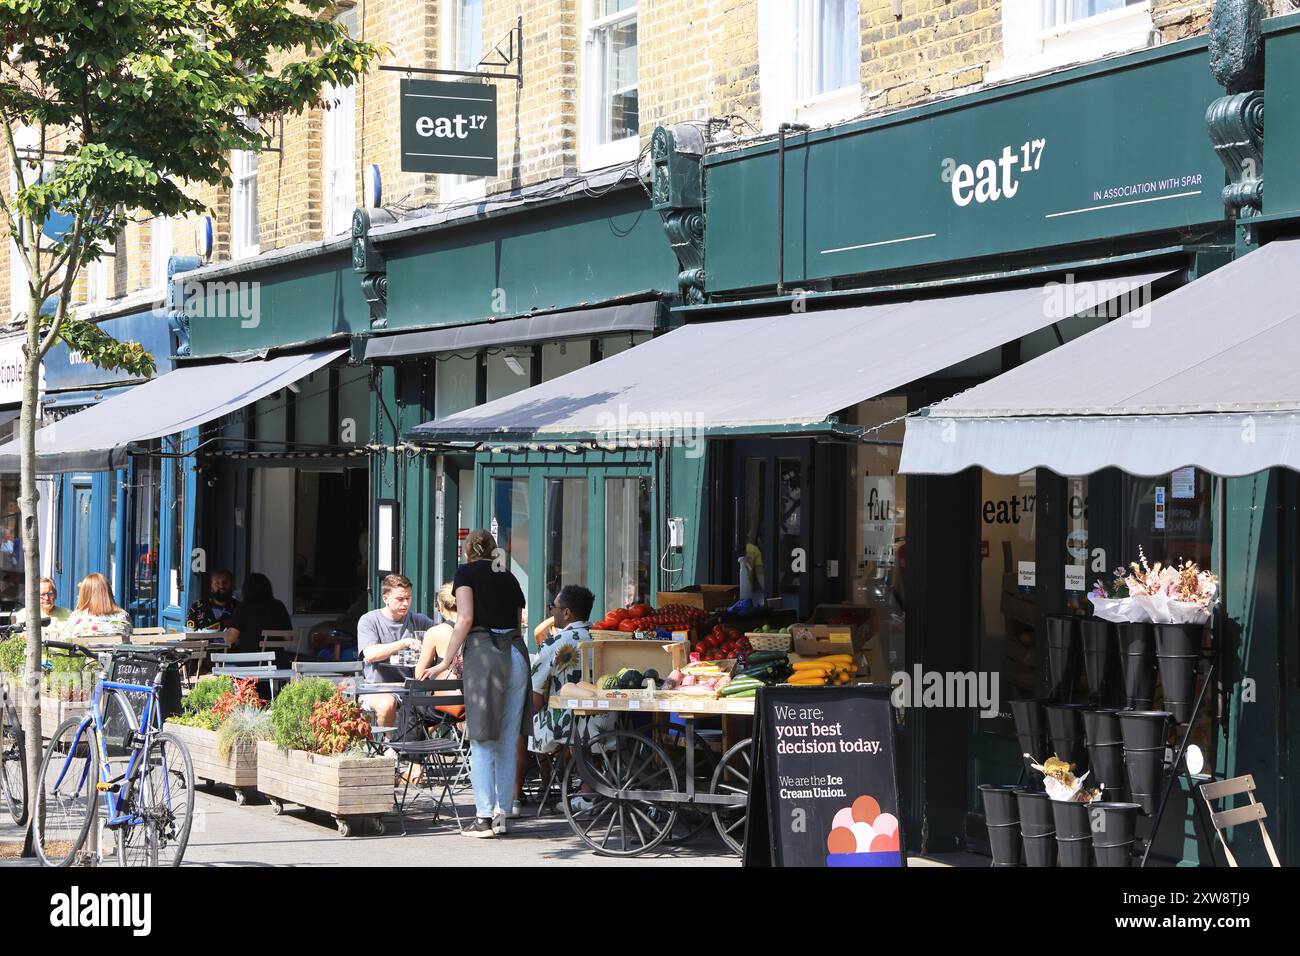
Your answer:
357;573;436;728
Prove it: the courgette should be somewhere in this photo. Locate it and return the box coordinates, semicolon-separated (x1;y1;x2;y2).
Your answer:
721;679;764;697
746;651;788;664
728;688;757;698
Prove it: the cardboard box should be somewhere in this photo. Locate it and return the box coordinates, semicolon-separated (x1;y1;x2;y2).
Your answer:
656;585;739;612
790;604;888;683
580;639;688;686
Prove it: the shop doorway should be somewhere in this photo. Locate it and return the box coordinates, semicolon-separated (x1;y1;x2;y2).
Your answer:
249;465;369;625
722;440;814;618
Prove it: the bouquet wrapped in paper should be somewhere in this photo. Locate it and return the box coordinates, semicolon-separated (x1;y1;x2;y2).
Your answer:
1088;549;1219;625
1088;567;1136;623
1125;548;1219;625
1026;754;1102;803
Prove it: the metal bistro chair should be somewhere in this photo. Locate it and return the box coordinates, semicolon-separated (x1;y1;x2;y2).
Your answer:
259;629;298;663
1199;774;1282;868
210;651;291;699
292;659;364;686
388;679;469;835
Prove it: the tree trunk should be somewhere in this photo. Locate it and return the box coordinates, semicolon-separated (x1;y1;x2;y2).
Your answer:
19;292;44;818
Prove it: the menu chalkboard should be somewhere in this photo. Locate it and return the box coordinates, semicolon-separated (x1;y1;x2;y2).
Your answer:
102;649;181;750
743;684;905;868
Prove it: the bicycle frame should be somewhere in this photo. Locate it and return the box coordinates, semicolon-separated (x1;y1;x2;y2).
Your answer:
50;677;162;830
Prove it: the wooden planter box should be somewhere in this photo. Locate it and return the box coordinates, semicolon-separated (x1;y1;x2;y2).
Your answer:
256;741;394;837
164;721;259;804
40;695;90;739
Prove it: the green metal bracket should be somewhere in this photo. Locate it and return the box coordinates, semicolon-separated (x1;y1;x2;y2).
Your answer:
1207;0;1266;217
352;207;395;327
651;124;706;305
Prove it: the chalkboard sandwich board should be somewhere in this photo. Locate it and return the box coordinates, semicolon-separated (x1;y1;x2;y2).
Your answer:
743;683;905;868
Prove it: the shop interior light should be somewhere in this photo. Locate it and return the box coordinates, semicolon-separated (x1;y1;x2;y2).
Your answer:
503;355;525;376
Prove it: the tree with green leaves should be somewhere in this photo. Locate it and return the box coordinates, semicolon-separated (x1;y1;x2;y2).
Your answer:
0;0;378;824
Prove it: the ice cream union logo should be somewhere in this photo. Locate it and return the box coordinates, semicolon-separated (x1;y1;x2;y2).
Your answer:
826;794;903;867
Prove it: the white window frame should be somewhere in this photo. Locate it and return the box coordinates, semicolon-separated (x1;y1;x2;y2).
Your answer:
993;0;1155;83
231;115;260;258
581;1;640;171
440;0;487;202
322;8;358;237
84;256;109;307
758;0;861;134
150;215;173;294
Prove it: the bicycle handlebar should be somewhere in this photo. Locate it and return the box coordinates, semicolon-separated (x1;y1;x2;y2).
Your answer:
0;617;51;636
43;640;99;660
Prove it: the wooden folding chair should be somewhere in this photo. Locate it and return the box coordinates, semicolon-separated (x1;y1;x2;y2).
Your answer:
1199;774;1281;867
132;626;167;642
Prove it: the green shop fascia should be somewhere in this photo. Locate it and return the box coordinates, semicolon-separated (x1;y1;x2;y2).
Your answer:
395;13;1300;866
168;9;1300;865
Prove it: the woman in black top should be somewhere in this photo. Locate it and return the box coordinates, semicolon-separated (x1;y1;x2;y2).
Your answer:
224;573;293;659
428;529;529;837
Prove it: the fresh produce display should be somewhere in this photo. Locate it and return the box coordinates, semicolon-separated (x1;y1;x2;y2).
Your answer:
749;624;792;635
696;624;751;661
662;660;734;696
734;651;794;685
591;603;709;633
596;667;657;691
787;655;858;686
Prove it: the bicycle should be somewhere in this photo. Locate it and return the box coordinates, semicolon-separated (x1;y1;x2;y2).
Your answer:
32;641;195;867
0;618;47;827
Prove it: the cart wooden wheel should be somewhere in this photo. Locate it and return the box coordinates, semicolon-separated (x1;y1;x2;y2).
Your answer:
709;738;753;855
268;797;285;815
562;729;679;857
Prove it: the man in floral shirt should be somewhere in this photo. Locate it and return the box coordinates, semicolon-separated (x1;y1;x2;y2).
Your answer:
186;569;240;631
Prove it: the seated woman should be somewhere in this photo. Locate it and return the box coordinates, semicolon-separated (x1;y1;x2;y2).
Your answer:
416;583;463;681
415;584;466;724
63;573;133;643
223;573;293;658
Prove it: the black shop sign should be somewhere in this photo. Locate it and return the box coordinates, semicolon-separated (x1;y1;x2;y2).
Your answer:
399;78;497;176
743;684;905;867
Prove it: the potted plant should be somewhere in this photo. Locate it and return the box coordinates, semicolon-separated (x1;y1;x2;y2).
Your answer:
40;648;97;739
165;676;269;804
256;678;395;837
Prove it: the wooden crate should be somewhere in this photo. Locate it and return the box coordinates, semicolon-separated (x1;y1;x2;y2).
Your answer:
164;721;258;791
40;695;90;739
256;741;394;817
580;639;688;686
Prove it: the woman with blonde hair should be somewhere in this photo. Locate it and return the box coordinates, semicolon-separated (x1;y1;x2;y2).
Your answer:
64;572;133;642
426;528;529;838
416;582;462;680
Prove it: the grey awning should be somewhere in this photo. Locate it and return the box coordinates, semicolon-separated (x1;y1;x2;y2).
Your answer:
0;349;346;473
901;239;1300;477
407;271;1171;443
364;299;662;361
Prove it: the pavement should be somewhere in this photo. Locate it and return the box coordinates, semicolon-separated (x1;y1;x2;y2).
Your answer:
1;785;983;868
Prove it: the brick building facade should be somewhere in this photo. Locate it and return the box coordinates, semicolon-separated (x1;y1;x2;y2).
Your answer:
9;0;1283;325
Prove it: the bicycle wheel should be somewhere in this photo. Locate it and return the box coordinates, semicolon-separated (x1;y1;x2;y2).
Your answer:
1;694;27;826
140;732;195;867
33;717;99;868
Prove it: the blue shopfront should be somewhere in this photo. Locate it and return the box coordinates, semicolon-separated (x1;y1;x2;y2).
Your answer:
42;304;196;630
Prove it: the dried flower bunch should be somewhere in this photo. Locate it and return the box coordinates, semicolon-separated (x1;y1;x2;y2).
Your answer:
1090;566;1130;600
1124;546;1218;609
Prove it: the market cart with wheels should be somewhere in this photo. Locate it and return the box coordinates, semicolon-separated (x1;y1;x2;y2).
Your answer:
549;694;755;857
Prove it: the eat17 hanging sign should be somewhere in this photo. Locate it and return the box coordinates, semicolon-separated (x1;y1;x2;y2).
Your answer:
399;78;498;176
